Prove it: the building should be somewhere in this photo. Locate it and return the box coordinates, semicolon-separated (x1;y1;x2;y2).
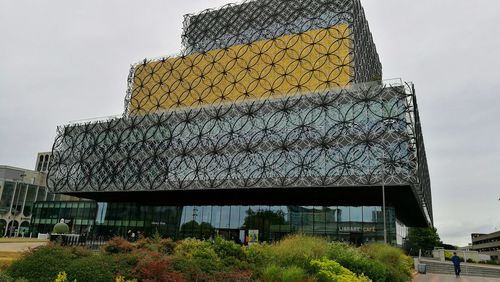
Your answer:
471;231;500;260
31;0;432;245
0;164;71;237
35;152;52;173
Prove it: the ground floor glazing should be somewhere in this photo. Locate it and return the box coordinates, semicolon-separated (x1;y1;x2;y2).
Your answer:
30;201;407;245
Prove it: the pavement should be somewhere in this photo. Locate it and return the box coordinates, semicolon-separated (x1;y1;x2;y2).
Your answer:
414;273;500;282
0;241;46;252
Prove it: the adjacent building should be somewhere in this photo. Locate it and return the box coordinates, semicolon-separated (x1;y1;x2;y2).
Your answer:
0;163;74;237
31;0;432;245
471;231;500;260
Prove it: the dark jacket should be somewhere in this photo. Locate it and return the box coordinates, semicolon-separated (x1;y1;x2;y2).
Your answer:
451;255;461;266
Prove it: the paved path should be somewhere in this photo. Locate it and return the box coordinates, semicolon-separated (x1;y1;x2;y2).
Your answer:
414;273;500;282
0;242;46;252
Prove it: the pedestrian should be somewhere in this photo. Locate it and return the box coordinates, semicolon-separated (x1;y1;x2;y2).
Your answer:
451;252;461;277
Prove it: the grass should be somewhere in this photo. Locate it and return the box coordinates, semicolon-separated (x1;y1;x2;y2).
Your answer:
0;252;21;271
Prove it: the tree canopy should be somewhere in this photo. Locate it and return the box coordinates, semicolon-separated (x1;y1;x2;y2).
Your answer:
404;227;442;256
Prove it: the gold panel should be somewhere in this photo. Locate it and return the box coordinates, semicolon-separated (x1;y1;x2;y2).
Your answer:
129;24;352;114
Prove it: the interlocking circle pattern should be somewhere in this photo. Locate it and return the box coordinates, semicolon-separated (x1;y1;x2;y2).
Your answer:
47;0;430;221
124;0;381;115
50;83;419;192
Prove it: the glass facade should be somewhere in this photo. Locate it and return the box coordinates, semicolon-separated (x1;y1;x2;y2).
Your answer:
31;202;401;245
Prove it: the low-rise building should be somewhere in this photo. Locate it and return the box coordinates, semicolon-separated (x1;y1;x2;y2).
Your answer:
471;231;500;260
0;153;79;237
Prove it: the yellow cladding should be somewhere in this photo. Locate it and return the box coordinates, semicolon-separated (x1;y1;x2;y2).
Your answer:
129;24;352;114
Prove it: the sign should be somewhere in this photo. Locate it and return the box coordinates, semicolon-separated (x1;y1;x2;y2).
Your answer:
248;230;259;245
339;226;376;233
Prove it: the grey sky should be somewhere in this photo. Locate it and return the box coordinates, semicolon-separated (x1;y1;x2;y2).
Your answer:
0;0;499;246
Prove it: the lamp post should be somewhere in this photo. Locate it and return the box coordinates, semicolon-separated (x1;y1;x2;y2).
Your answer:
378;154;387;244
382;162;387;244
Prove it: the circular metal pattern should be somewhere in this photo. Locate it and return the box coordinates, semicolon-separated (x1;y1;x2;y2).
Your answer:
123;0;382;115
48;83;419;193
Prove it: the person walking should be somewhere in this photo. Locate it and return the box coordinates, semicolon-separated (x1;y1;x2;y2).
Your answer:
451;252;461;277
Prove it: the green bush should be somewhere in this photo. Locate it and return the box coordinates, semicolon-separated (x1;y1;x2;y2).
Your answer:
6;245;74;282
159;238;177;255
281;266;307;282
262;265;307;282
0;272;15;282
262;265;281;282
310;258;371;282
65;254;116;282
326;241;387;282
52;222;69;234
270;234;328;269
134;232;176;255
172;238;222;274
213;236;246;260
361;243;413;282
244;243;273;268
213;270;253;282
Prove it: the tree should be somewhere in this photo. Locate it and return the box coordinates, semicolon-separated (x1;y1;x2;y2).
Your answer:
404;227;442;256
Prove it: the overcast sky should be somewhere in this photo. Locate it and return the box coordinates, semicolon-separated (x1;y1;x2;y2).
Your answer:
1;0;499;246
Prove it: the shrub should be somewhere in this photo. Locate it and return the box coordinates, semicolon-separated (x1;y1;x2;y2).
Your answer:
213;270;253;282
244;242;273;268
159;238;177;255
281;266;307;282
270;234;328;269
104;236;133;254
310;258;371;282
262;265;281;282
52;222;69;234
65;254;116;282
326;241;387;282
361;243;413;282
0;272;14;282
172;238;222;274
6;245;73;282
213;236;246;260
133;251;184;282
54;272;76;282
262;265;308;282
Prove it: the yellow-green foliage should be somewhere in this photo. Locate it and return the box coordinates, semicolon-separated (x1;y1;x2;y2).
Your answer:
54;272;76;282
270;234;329;269
310;258;371;282
326;241;387;282
262;265;308;282
360;243;413;282
444;250;453;260
114;274;137;282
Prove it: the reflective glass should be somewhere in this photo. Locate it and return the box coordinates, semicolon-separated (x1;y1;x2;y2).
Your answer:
350;207;362;222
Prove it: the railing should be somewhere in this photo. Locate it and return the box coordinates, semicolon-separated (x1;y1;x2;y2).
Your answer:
50;234;111;250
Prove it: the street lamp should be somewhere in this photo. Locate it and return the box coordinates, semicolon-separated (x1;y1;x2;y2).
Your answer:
377;155;387;244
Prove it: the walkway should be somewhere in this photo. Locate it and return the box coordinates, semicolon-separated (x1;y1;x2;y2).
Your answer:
414;273;500;282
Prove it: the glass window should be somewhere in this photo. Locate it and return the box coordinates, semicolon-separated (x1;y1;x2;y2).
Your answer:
220;206;230;229
350;207;362;222
36;188;46;202
313;206;326;234
338;206;349;222
0;182;15;214
363;206;377;222
229;206;241;229
212;206;221;229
